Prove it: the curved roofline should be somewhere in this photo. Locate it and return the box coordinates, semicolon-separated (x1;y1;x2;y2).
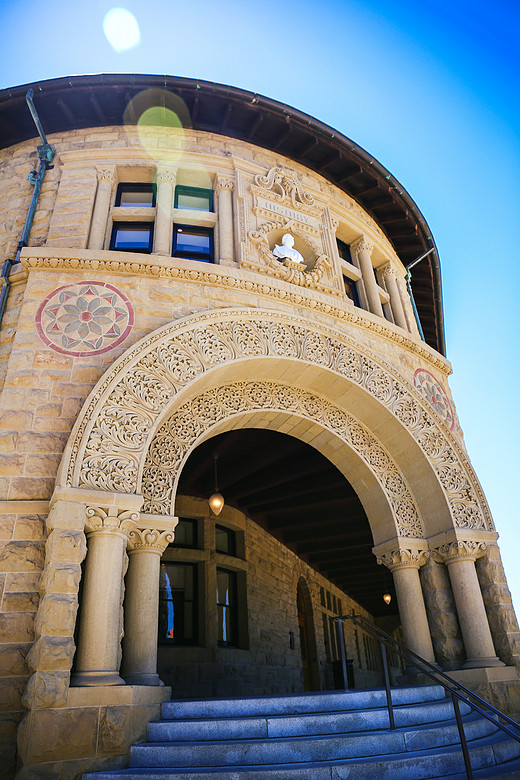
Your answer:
0;73;444;354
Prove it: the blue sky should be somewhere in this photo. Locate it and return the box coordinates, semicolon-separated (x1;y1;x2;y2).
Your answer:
1;0;519;613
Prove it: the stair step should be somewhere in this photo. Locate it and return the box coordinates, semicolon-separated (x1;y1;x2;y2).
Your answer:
160;685;446;720
148;699;470;742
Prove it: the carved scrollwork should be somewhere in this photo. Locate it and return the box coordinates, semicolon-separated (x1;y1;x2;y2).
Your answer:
140;379;424;538
352;236;374;256
70;309;491;532
254;166;314;207
432;540;487;564
127;527;175;553
215;175;234;193
377;547;430;570
85;506;138;536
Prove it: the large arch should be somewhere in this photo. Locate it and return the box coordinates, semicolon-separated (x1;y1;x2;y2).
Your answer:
57;307;493;539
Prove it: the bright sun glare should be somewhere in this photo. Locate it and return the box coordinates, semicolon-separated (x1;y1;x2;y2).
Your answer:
103;7;141;52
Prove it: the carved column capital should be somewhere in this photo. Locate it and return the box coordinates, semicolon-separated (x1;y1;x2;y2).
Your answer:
215;175;234;193
156;169;177;186
381;263;398;281
85;505;138;537
377;547;430;571
127;527;175;554
432;540;487;565
352;236;374;256
96;168;116;186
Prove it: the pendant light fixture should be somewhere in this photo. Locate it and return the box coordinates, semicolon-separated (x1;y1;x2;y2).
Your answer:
209;453;224;516
383;570;392;605
383;592;392;605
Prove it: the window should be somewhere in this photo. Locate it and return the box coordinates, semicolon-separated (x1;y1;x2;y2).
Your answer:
337;239;352;264
172;225;213;262
215;525;236;556
170;517;198;549
216;568;238;646
115;183;156;208
110;222;153;253
158;563;197;644
175;185;213;212
342;275;361;307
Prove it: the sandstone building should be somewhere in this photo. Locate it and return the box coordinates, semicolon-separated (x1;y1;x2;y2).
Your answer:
0;74;518;778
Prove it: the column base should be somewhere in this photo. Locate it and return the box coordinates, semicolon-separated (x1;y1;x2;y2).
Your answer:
70;670;126;687
463;656;505;669
122;673;164;687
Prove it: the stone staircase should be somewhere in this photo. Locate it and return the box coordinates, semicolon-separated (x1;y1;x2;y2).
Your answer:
83;685;520;779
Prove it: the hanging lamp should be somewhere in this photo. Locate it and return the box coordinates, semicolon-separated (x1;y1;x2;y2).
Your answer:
209;453;225;515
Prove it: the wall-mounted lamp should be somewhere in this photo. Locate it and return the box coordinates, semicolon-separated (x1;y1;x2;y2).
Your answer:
209;453;224;516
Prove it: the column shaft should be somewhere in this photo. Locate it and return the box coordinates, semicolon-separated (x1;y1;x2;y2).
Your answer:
392;565;436;663
383;268;408;330
89;170;114;250
154;170;176;256
121;549;162;684
72;530;127;686
445;557;503;668
216;177;234;263
354;238;384;317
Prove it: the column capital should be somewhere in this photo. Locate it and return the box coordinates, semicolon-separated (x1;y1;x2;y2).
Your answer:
128;527;175;554
352;235;374;256
432;540;487;565
381;263;398;280
215;175;234;193
96;168;116;186
85;505;138;537
156;168;177;186
377;546;430;571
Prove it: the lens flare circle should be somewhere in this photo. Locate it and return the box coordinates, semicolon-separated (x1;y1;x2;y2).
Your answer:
103;8;141;52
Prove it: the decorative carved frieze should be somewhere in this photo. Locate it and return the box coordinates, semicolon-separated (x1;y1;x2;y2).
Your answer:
432;540;487;564
352;236;374;256
64;309;490;533
141;379;424;537
215;175;234;193
254;166;314;207
377;547;430;570
85;505;138;536
382;264;398;281
127;527;175;553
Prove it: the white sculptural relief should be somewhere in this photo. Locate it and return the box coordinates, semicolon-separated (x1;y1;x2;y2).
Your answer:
273;233;305;264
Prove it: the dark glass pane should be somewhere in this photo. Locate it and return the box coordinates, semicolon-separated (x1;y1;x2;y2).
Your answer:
119;190;154;207
158;563;196;644
216;569;237;646
113;227;151;250
176;229;210;254
326;590;332;611
216;525;236;556
177;192;211;211
337;239;351;263
171;518;196;547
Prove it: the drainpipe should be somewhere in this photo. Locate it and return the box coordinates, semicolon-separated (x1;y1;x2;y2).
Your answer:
0;89;55;326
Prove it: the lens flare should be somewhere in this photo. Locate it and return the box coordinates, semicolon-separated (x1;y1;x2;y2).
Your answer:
103;8;141;52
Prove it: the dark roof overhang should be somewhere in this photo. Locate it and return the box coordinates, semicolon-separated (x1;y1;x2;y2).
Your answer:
0;74;445;354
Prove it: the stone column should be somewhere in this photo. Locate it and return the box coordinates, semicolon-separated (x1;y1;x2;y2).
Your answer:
216;175;235;264
154;168;176;256
352;237;384;317
71;505;138;686
378;547;436;663
88;168;115;250
382;265;408;330
433;541;504;668
121;523;177;685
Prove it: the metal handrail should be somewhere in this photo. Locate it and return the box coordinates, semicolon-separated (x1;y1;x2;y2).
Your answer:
335;613;520;779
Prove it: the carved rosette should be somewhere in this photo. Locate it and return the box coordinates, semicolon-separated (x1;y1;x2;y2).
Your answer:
215;175;234;193
69;309;491;533
377;547;430;571
85;506;138;537
432;540;487;565
127;527;175;553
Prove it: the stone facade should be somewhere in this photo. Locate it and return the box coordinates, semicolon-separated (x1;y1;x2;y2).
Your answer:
0;79;518;778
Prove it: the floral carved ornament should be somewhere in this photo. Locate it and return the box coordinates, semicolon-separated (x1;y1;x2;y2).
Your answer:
65;309;492;533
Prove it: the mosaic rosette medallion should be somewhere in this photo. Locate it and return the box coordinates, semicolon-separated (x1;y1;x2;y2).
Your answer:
36;281;134;356
414;368;455;430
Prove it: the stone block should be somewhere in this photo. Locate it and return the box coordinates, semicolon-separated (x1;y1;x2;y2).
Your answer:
0;515;14;540
5;572;40;592
39;563;81;595
15;760;61;780
20;706;98;764
0;434;16;454
25;454;62;478
0;410;33;430
97;705;131;756
13;514;46;541
21;671;69;710
0;709;22;742
16;431;68;454
2;591;39;612
0;742;16;780
0;644;29;677
8;478;55;501
0;677;27;712
59;753;127;780
46;501;86;532
0;453;25;477
0;540;45;571
45;529;86;564
26;636;75;673
34;593;78;637
0;613;35;643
